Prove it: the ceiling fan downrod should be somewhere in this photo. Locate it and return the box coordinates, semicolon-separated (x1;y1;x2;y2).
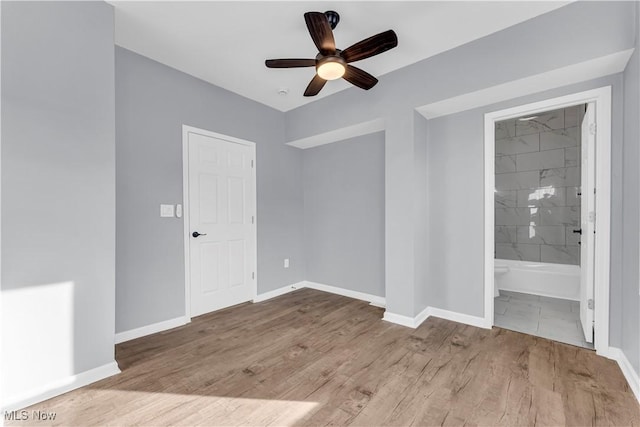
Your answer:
324;10;340;30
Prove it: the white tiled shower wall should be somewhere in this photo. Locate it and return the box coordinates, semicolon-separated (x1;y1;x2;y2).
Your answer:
495;106;585;265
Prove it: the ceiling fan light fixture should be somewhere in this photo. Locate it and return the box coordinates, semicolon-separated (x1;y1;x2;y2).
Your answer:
316;56;346;80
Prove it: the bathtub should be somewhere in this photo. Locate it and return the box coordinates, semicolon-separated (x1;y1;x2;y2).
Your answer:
494;259;580;301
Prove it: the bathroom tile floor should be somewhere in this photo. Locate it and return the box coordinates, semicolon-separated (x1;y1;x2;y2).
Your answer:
494;290;594;349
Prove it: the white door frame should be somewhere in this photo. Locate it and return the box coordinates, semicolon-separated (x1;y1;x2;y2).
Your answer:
182;125;258;321
483;86;612;356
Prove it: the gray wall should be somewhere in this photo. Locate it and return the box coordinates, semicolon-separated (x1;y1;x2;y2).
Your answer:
115;47;304;333
1;0;116;397
285;1;636;319
3;0;637;406
621;1;640;373
425;76;623;319
425;109;485;316
302;133;385;297
113;0;639;375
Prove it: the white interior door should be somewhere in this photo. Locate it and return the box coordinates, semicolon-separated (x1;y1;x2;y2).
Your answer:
580;103;596;343
188;131;255;317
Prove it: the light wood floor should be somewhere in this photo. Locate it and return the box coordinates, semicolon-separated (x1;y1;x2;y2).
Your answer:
11;289;639;426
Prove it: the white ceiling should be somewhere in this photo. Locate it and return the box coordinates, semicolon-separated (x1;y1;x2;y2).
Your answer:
109;1;570;112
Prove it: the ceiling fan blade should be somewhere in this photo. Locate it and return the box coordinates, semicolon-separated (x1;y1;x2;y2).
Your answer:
304;12;336;55
265;59;316;68
343;65;378;90
303;74;327;97
341;30;398;63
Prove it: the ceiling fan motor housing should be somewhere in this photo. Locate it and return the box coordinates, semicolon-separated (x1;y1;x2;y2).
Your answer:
324;11;340;30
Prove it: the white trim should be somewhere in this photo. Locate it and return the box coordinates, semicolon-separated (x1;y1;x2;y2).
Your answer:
427;307;489;329
182;125;258;321
252;281;386;307
1;361;120;412
285;118;385;149
251;150;258;301
253;282;304;303
302;281;386;307
182;129;191;319
484;106;496;333
484;86;613;356
593;91;612;355
607;347;640;403
383;306;487;329
368;300;386;309
184;125;261;148
413;306;431;328
417;49;633;120
382;311;416;328
115;316;189;344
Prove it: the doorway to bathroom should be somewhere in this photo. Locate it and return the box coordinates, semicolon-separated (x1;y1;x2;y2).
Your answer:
483;87;612;355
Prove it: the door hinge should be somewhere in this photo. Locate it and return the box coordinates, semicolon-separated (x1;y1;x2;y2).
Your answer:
589;123;597;135
588;299;594;310
251;160;254;168
252;272;255;279
251;216;254;224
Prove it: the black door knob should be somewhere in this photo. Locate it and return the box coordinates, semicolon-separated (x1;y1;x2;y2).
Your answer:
192;231;207;238
572;229;582;235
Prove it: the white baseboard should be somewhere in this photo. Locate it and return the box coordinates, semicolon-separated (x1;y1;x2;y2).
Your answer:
2;361;120;412
382;311;416;328
253;282;304;303
384;306;488;329
302;281;386;307
414;306;431;327
115;316;189;344
253;281;386;308
368;301;386;308
117;283;308;343
607;347;640;403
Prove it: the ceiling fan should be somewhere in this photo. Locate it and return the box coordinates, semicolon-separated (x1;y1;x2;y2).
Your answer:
265;11;398;97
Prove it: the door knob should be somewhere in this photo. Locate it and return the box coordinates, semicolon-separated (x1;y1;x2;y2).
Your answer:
572;229;582;235
192;231;207;238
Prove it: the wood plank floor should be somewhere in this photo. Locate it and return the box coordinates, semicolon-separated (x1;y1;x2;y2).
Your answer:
10;289;639;426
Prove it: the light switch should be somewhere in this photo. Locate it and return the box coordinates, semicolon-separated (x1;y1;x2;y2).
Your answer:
176;204;183;218
284;258;290;268
160;204;175;218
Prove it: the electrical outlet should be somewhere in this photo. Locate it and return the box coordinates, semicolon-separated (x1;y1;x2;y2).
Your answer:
284;258;290;268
